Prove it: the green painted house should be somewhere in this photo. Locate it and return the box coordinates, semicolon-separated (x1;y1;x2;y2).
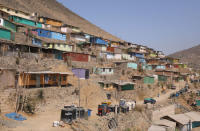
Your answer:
144;76;154;84
0;28;12;40
158;75;168;82
9;16;42;28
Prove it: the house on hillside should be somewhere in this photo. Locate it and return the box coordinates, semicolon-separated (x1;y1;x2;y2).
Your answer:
143;76;155;84
157;51;165;58
72;68;89;79
122;53;135;61
9;15;42;28
0;18;17;32
43;43;73;52
70;32;87;44
163;112;200;131
95;67;114;75
32;38;42;47
0;27;14;41
38;16;63;27
63;52;90;62
90;37;108;46
0;5;35;20
137;45;147;53
33;28;66;41
127;62;138;70
18;71;72;88
113;81;135;91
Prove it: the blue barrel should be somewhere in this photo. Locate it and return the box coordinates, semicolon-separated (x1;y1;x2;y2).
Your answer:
88;109;92;117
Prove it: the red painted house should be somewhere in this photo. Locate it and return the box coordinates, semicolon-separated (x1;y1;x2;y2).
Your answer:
63;52;89;62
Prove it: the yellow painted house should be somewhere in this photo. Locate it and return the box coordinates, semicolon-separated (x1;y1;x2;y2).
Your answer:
44;43;73;52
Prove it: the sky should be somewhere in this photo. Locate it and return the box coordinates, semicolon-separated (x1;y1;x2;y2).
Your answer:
57;0;200;55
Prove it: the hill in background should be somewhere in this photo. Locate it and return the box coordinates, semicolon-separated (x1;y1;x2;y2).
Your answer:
0;0;122;42
169;44;200;70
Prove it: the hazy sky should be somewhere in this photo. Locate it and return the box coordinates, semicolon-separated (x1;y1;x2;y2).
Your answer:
57;0;200;55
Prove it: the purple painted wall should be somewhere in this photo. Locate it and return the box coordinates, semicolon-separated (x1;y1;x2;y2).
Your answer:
72;68;89;79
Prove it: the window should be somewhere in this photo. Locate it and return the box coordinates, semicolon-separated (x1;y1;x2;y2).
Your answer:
15;11;18;14
53;75;57;81
103;68;105;72
63;45;66;48
57;44;60;47
109;68;112;72
63;75;66;81
7;9;10;11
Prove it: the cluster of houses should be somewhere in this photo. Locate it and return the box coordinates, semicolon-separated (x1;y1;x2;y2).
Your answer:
0;4;191;90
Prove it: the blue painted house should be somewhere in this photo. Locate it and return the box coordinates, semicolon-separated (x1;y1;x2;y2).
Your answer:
90;37;108;46
32;38;42;47
129;52;144;59
33;29;66;41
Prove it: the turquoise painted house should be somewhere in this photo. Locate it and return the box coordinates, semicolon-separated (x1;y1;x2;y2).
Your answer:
127;62;137;69
0;28;12;40
9;15;42;28
143;64;153;70
156;65;166;70
3;19;17;32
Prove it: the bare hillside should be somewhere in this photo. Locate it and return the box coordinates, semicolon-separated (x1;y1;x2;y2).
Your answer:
0;0;122;41
169;44;200;70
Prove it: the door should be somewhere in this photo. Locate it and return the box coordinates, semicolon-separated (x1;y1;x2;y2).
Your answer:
36;75;40;88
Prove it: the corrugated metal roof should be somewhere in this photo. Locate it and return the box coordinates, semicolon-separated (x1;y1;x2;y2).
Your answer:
148;125;166;131
24;71;73;75
154;119;176;128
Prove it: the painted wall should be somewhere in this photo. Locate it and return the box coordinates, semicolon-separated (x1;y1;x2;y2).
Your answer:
0;28;11;40
139;58;146;63
32;38;42;47
127;62;137;69
97;68;114;75
106;53;114;59
64;52;89;62
122;54;135;61
3;19;17;32
34;29;51;38
34;28;66;41
156;65;166;70
90;37;108;45
54;44;72;52
9;16;42;28
144;77;155;84
18;73;68;87
72;68;89;79
114;54;122;60
0;18;3;26
51;31;66;41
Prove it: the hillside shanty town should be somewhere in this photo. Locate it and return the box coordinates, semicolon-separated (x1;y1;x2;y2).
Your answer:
0;2;200;131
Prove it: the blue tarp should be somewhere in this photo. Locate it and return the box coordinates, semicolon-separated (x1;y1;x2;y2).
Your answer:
5;112;27;121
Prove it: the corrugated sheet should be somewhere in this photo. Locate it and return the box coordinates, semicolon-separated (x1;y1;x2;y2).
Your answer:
64;52;89;62
107;46;114;53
